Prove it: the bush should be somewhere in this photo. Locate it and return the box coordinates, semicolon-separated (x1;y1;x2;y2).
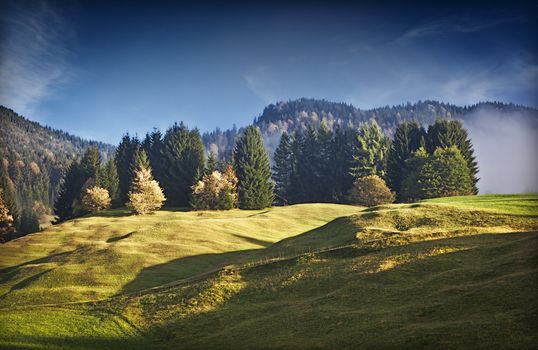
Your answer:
82;186;111;213
191;166;238;210
127;167;165;215
348;175;395;207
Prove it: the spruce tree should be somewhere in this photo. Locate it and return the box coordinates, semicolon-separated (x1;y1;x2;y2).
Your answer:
160;123;205;207
427;120;479;193
79;147;102;181
115;135;139;204
331;126;356;202
419;146;474;198
297;125;321;202
97;159;120;207
287;131;304;204
233;126;274;209
386;121;426;198
206;151;217;175
350;120;390;179
54;161;82;223
142;129;163;182
399;147;429;202
272;132;293;203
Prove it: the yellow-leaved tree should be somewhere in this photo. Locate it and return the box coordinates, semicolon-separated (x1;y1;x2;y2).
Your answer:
127;166;165;215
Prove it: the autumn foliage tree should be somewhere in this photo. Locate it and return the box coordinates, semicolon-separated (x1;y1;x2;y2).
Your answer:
127;165;165;215
82;186;111;213
0;187;15;242
191;165;238;210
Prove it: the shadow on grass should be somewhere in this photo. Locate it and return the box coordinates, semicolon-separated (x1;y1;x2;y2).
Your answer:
0;251;72;284
1;335;149;350
134;231;538;349
107;232;135;243
120;216;359;295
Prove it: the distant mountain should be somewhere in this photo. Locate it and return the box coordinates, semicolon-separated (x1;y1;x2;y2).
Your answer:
202;99;538;160
0;106;114;233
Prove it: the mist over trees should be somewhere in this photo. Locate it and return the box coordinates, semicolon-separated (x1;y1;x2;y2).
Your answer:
2;98;534;241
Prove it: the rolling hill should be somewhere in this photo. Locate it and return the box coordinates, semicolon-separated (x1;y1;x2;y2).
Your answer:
0;194;537;349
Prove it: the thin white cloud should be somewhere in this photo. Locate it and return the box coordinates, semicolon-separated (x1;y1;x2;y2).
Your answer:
396;15;525;44
242;66;279;104
0;1;74;116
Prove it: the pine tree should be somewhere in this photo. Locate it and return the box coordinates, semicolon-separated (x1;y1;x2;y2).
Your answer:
386;121;426;198
272;132;293;203
130;147;150;183
142;129;163;182
53;161;83;223
233;126;274;209
427;120;479;193
399;147;429;202
287;131;304;204
331;126;356;202
115;135;139;204
79;147;102;181
206;151;217;175
419;146;474;198
160;123;205;207
297;125;321;202
350;120;390;179
96;159;120;207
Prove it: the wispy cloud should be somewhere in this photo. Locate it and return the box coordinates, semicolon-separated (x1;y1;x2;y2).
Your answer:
396;15;525;44
242;66;279;104
0;1;74;116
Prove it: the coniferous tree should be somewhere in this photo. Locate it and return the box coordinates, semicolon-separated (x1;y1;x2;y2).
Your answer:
206;151;218;175
350;120;390;180
399;147;429;202
331;126;357;202
18;208;40;235
1;162;20;230
233;126;274;209
130;147;150;182
96;159;120;207
160;123;205;207
297;125;322;202
287;131;304;204
386;121;426;198
272;132;293;203
0;187;15;242
427;120;479;193
115;135;139;204
419;146;474;198
79;147;101;181
317;123;335;201
142;129;163;182
53;161;83;223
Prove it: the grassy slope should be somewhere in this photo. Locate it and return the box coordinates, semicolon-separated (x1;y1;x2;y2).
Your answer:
0;195;537;349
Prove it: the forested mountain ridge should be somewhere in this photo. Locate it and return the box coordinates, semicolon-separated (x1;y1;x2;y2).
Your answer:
202;99;538;160
0;106;114;234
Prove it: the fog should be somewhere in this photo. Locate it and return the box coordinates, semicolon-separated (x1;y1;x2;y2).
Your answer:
463;109;538;194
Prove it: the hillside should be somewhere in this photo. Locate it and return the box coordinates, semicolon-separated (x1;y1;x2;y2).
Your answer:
202;99;538;160
0;106;115;233
0;195;537;349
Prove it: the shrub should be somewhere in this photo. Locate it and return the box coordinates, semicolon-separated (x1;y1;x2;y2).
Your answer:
348;175;395;207
82;186;111;213
191;166;238;210
127;167;166;215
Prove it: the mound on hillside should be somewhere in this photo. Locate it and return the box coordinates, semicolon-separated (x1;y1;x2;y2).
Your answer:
0;195;537;349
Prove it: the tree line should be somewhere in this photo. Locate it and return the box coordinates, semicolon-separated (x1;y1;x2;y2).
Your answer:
1;117;478;240
273;119;478;205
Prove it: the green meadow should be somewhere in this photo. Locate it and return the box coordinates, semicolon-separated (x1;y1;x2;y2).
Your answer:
1;194;537;349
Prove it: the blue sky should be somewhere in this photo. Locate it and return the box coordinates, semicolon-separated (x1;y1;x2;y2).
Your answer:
0;0;536;144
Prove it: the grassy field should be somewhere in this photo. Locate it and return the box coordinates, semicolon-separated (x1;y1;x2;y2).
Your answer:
0;195;537;349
